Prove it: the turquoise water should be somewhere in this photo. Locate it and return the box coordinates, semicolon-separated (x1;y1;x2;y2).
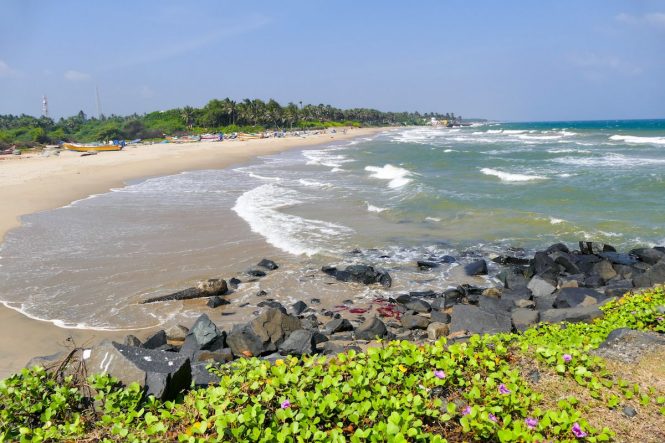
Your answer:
1;120;664;329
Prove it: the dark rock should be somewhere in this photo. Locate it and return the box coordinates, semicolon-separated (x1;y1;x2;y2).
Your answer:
449;305;511;335
622;406;637;418
278;330;316;356
559;273;585;288
479;295;513;312
527;275;556;298
633;261;665;287
321;341;345;355
492;255;531;266
512;309;540;332
291;301;308;315
257;300;287;313
310;298;321;304
579;241;615;254
545;243;570;254
592;328;665;363
500;267;529;289
228;277;242;289
401;313;430;330
247;267;267;277
417;260;439;270
256;290;268;297
604;280;634;298
166;325;189;341
207;296;229;308
191;362;220;387
613;264;642;280
409;290;438;298
404;298;431;313
321;265;337;276
540;305;604;323
592;260;618;281
257;258;279;270
442;288;465;308
87;341;191;400
152;344;178;352
227;308;301;357
584;275;605;288
193;348;234;364
431;310;451;324
551;252;581;274
312;331;329;344
501;287;533;302
123;335;142;347
598;252;637;266
355;317;389;340
534;294;556;311
464;259;488;276
332;264;392;287
531;252;559;276
629;248;665;265
322;318;354;334
142;330;167;350
554;287;602;309
180;314;225;355
575;254;602;274
440;255;457;263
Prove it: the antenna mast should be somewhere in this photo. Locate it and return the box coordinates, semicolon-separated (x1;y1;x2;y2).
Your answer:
42;95;49;117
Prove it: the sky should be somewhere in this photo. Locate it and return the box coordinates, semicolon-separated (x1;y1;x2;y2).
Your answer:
1;0;664;121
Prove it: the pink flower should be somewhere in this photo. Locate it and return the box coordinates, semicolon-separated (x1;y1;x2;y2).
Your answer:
488;413;498;423
281;400;291;409
462;406;472;416
498;383;511;395
434;370;446;379
525;417;538;429
563;354;572;363
572;422;587;438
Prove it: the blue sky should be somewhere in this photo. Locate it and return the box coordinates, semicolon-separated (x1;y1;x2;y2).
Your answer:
1;0;664;121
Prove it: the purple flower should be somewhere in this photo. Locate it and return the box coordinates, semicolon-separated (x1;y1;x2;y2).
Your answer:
563;354;572;363
571;422;587;438
434;370;446;379
525;417;538;429
488;413;498;423
658;317;664;322
280;400;291;409
462;406;472;416
498;383;511;395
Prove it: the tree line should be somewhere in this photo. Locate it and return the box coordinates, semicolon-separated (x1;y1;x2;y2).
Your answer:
0;98;458;146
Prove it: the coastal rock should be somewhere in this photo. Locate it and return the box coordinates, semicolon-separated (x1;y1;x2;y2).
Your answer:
579;241;615;254
196;279;228;295
632;261;665;287
257;300;287;313
449;305;511;335
206;296;229;308
598;252;637;266
226;308;301;357
604;280;634;298
191;362;220;387
592;260;618;281
291;301;308;316
545;243;570;254
584;275;605;288
123;335;142;347
401;313;430;330
540;305;604;324
180;314;225;356
403;298;432;313
499;267;529;290
427;322;450;340
514;299;536;309
322;317;354;335
193;348;234;364
246;267;267;277
479;295;513;312
278;330;316;356
331;264;392;287
511;309;540;332
417;260;439;270
228;277;241;289
592;328;665;363
141;278;228;304
26;352;66;370
431;310;452;324
527;275;556;298
409;290;438;298
87;340;191;400
355;316;389;340
482;287;502;298
629;248;665;265
141;330;167;350
553;288;602;309
166;325;189;341
491;255;530;266
551;252;581;274
464;259;488;276
575;255;602;274
531;252;559;276
257;258;279;270
534;294;556;311
501;287;533;302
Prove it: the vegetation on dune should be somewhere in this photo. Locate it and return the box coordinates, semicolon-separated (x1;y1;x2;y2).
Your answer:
0;99;459;147
1;287;663;442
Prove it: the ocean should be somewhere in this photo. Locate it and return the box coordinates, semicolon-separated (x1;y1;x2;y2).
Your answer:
1;119;664;330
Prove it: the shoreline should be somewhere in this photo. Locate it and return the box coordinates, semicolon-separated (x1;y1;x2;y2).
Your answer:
0;126;386;378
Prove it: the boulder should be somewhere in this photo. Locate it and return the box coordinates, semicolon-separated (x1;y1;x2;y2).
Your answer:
540;305;604;323
545;243;570;254
598;252;637;266
592;328;665;363
575;255;603;274
86;341;191;400
512;309;540;332
191;362;220;387
193;348;234;364
427;322;450;340
333;264;392;287
166;325;189;341
491;255;530;266
592;260;617;281
417;260;439;270
142;330;167;350
514;299;536;309
322;317;354;335
559;274;585;288
579;241;615;254
404;298;432;313
401;313;430;330
257;300;287;313
355;317;389;340
613;264;642;280
442;288;465;308
632;261;665;287
257;258;279;270
499;267;529;290
464;259;488;276
551;252;580;274
246;267;267;277
583;275;605;288
478;295;513;312
501;287;533;302
527;275;556;298
534;294;556;311
291;301;308;316
226;308;300;357
449;305;512;335
604;280;634;298
553;287;603;309
629;248;665;265
531;252;559;276
180;314;226;356
26;352;66;370
431;310;452;324
196;279;228;295
278;330;316;355
206;296;229;308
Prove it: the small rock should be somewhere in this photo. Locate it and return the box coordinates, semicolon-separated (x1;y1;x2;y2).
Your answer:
228;277;241;289
417;260;439;270
482;287;502;298
527;275;556;298
514;299;536;309
427;322;450;340
401;313;430;330
511;309;540;332
322;318;354;334
291;301;308;315
622;405;637;418
278;330;316;356
464;259;488;276
404;298;432;313
246;267;267;277
355;316;389;340
207;296;229;308
256;290;268;297
196;278;228;295
166;325;189;341
430;310;451;324
257;258;279;270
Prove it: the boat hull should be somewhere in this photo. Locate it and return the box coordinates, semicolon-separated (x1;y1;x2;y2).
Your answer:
63;143;123;152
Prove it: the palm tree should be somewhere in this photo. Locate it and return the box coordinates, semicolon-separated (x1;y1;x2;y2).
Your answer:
181;106;195;129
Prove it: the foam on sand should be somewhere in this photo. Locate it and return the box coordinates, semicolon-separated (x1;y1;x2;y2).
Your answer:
232;184;353;256
480;168;547;182
365;164;413;188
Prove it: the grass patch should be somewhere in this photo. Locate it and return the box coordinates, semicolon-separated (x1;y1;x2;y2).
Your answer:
1;287;664;442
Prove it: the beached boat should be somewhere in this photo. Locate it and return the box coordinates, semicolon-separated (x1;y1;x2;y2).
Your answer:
62;143;123;152
200;133;223;141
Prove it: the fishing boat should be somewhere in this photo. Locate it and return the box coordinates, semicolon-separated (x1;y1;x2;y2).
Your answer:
62;143;123;152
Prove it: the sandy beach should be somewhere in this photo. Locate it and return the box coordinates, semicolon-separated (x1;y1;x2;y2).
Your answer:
0;127;385;378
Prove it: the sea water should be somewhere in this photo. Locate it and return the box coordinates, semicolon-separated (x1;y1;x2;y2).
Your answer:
1;120;664;329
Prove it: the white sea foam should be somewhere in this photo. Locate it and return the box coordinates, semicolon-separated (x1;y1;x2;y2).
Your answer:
480;168;547;182
247;172;281;181
425;216;442;222
303;149;353;168
365;164;413;188
366;202;387;213
609;134;665;145
298;179;332;188
549;217;565;225
547;148;592;154
554;153;665;167
443;149;456;153
232;183;353;256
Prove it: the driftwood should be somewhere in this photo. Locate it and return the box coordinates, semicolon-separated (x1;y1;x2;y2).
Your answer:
141;279;228;304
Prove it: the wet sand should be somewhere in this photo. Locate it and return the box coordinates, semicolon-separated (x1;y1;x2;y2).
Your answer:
0;127;384;378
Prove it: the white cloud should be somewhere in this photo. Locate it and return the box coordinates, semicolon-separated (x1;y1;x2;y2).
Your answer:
0;59;18;77
616;12;665;29
64;70;91;81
